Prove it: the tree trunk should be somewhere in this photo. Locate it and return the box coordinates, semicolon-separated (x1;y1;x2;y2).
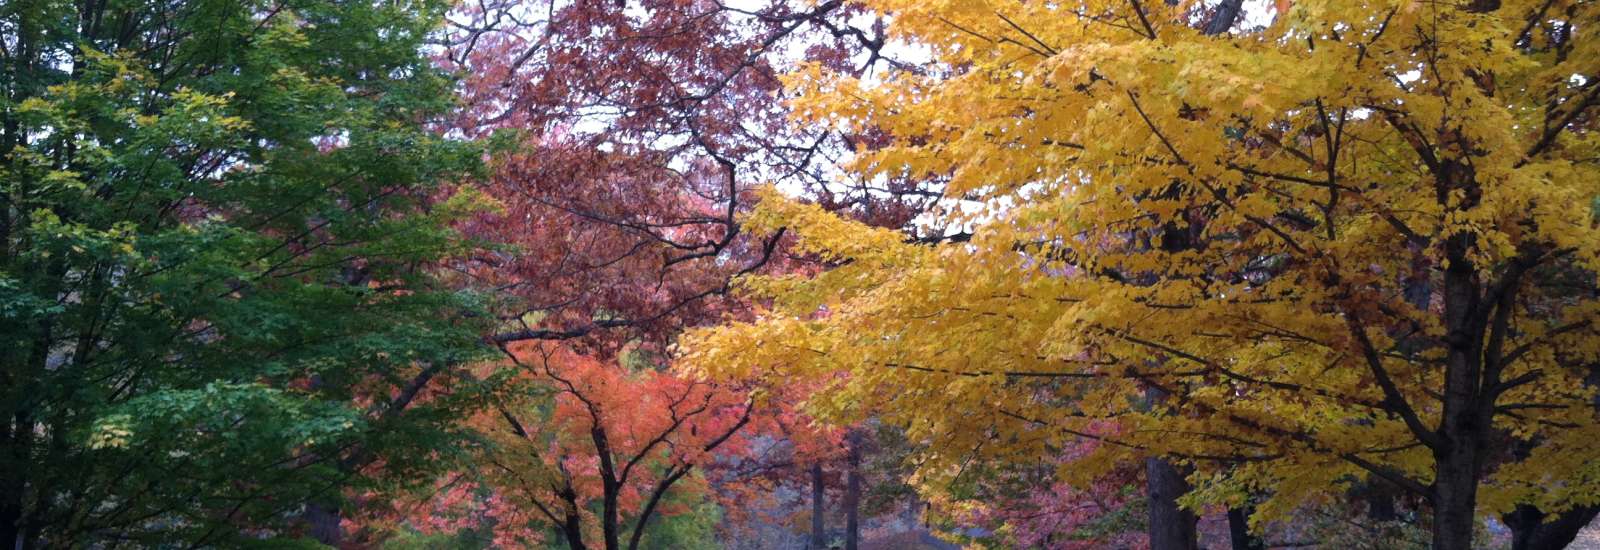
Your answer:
594;425;622;550
1362;481;1399;522
1201;0;1244;35
304;501;342;547
1432;233;1489;550
844;444;861;550
1431;458;1479;550
561;508;587;550
1146;457;1199;550
1504;504;1600;550
2;496;21;550
2;422;23;550
811;463;827;549
4;307;53;550
627;466;693;550
1227;505;1264;550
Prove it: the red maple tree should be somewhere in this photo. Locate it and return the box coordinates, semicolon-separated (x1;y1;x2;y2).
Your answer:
339;1;937;548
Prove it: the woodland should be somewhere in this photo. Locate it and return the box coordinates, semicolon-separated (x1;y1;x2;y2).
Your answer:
4;0;1600;548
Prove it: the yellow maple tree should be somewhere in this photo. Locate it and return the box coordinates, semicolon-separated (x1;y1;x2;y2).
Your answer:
681;0;1600;547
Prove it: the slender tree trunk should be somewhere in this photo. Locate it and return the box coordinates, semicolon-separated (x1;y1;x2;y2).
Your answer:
811;463;827;549
1134;0;1235;518
623;407;751;550
1146;457;1199;550
2;419;25;550
1506;505;1544;550
1502;359;1600;549
844;442;861;550
1227;505;1264;550
593;426;622;550
561;509;587;550
297;364;447;547
627;466;693;550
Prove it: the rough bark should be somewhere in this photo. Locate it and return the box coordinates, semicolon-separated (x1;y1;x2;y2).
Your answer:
1430;232;1490;550
1146;457;1199;550
1141;381;1199;550
1432;441;1486;549
1430;376;1486;543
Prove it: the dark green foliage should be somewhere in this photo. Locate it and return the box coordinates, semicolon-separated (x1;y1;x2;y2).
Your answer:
0;0;491;545
383;528;497;550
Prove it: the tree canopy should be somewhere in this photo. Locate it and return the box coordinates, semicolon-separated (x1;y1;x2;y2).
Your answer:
1;0;493;545
682;0;1600;548
10;0;1600;548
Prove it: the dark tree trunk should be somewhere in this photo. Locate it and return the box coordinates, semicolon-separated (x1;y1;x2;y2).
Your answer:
1430;371;1487;548
1201;0;1244;35
1;495;20;550
593;426;622;550
1145;457;1199;550
1227;505;1264;550
844;443;861;550
561;508;587;550
1364;483;1398;522
4;305;53;550
1504;504;1600;550
1431;233;1490;550
304;501;342;547
2;422;23;550
811;463;827;549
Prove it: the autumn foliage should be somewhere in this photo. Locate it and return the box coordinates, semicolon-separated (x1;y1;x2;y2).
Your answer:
12;0;1600;548
685;0;1600;548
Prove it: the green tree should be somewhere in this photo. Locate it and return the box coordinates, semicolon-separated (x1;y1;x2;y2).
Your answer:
0;0;491;546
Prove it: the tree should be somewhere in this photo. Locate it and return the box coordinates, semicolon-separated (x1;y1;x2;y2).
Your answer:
344;340;758;550
478;341;754;550
438;0;941;353
682;0;1600;548
376;1;946;547
0;0;493;546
